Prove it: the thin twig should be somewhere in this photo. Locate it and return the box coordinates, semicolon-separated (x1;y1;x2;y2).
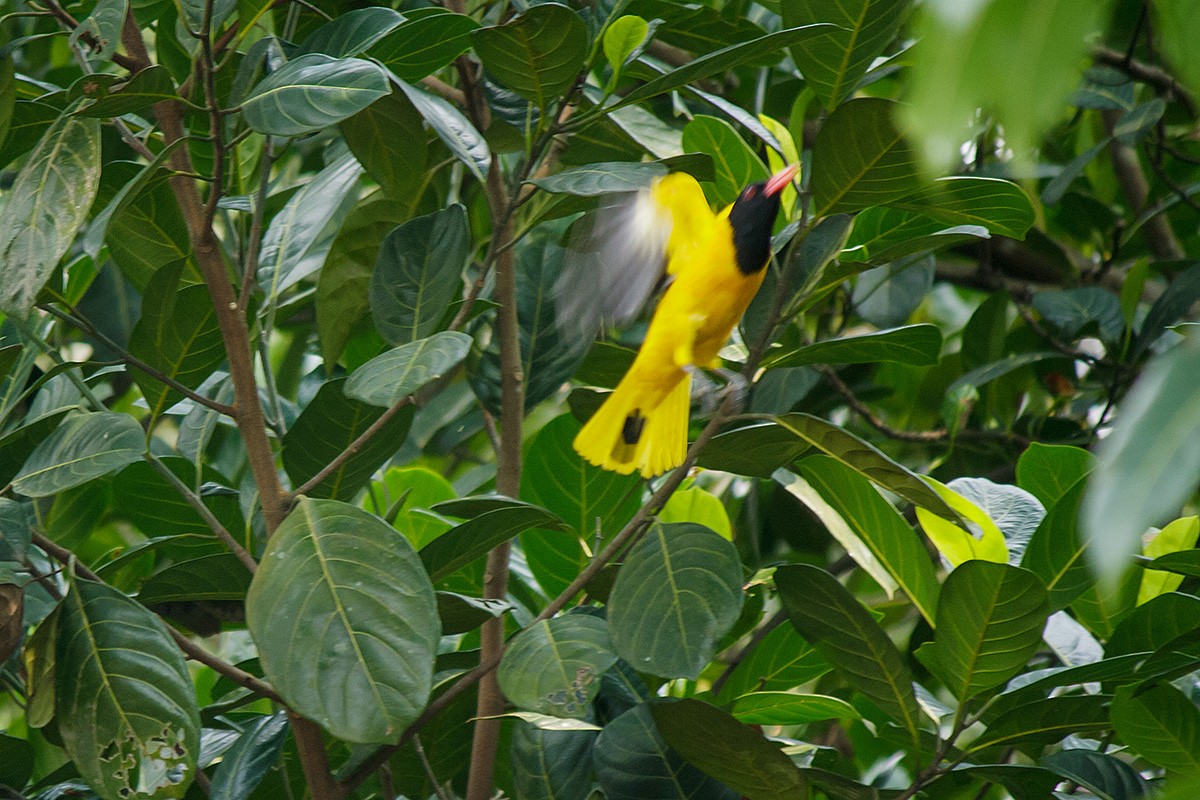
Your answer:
710;609;786;697
413;735;452;800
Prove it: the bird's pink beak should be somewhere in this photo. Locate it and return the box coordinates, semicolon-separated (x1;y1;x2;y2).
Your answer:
764;164;799;196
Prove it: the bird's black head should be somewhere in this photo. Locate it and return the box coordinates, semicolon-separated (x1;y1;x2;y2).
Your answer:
727;165;797;275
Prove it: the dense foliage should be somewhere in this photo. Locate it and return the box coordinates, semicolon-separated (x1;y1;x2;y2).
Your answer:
2;0;1200;799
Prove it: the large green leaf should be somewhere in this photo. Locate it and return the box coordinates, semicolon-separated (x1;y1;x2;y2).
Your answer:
593;705;738;800
714;622;831;703
780;457;940;624
0;113;100;313
810;98;922;216
730;692;858;726
1084;334;1200;582
969;695;1110;752
345;332;472;406
369;205;470;344
12;412;143;497
209;712;290;800
281;378;415;500
766;324;942;369
1015;443;1094;509
923;561;1048;701
841;205;989;265
138;553;253;606
128;262;224;421
886;177;1036;240
1105;592;1200;657
105;176;191;290
258;151;363;300
607;523;743;680
511;722;597;800
1032;287;1125;344
340;89;427;200
471;4;589;110
298;7;406;57
420;502;571;583
652;699;809;800
497;615;618;718
393;78;491;182
774;413;959;521
246;498;439;743
777;564;922;746
315;195;410;365
241;54;390;136
625;0;766;58
73;65;178;118
784;0;913;110
681;115;768;206
1021;478;1092;610
1111;683;1200;774
531;161;667;195
368;466;455;549
1041;748;1150;800
368;10;479;81
111;458;242;541
696;422;811;478
56;579;200;800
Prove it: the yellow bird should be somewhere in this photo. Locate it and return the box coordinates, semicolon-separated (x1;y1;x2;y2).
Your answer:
559;165;797;478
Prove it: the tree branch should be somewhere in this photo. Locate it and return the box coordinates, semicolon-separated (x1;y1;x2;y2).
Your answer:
1102;108;1185;261
1093;45;1196;115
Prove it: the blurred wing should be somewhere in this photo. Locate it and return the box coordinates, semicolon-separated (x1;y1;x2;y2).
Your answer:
553;187;673;338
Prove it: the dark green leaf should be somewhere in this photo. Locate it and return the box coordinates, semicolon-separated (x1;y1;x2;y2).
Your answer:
111;458;242;541
850;255;936;328
715;619;830;704
105;175;192;290
0;114;100;313
608;523;743;680
393;77;490;182
471;4;589;110
652;699;809;800
436;591;511;635
531;161;667;195
925;561;1049;701
1041;749;1150;800
56;579;200;800
138;553;253;605
281;378;415;500
887;177;1036;240
777;564;922;746
241;54;390;136
209;712;290;800
767;324;941;369
1111;683;1200;774
1138;262;1200;352
420;503;570;583
1021;478;1092;611
73;65;176;117
784;0;913;110
246;498;439;744
625;0;765;58
1105;592;1200;657
0;498;33;561
340;90;427;200
1016;444;1094;509
681;115;768;206
345;332;472;406
841;205;989;265
696;422;810;478
369;205;470;344
368;10;479;82
1032;287;1124;343
1144;550;1200;578
498;615;617;718
298;7;406;57
511;721;597;800
70;0;126;60
1083;334;1200;581
810;98;922;216
731;692;859;726
593;705;738;800
13;412;143;497
969;695;1110;752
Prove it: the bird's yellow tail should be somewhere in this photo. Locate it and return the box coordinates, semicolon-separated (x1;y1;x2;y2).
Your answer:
573;374;691;478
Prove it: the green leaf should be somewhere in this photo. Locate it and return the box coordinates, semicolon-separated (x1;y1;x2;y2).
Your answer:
420;502;570;583
393;77;491;182
695;421;810;478
209;712;290;800
138;553;253;606
594;705;738;800
968;695;1110;752
56;579;200;800
1041;749;1150;800
241;54;390;136
73;65;177;117
498;615;618;718
784;0;913;110
1138;263;1200;353
511;722;597;800
316;194;410;365
604;15;650;79
767;324;941;369
128;262;224;422
105;175;192;290
1083;334;1200;583
1144;550;1200;579
298;7;406;57
246;498;439;744
0;499;33;561
69;0;126;61
369;466;455;549
340;90;427;200
0;733;32;791
1105;592;1200;657
902;0;1112;170
681;115;768;206
258;151;363;300
731;692;859;726
12;412;143;497
369;205;470;344
780;457;940;624
915;480;1010;567
531;161;667;195
471;4;589;110
0;36;15;150
436;591;510;634
715;622;831;704
659;485;732;539
1032;287;1125;344
111;458;242;541
281;378;415;500
924;561;1048;701
886;177;1036;240
345;332;472;406
841;205;989;265
612;24;837;109
1111;683;1200;774
1021;478;1092;610
1150;0;1200;97
777;564;922;746
625;0;766;58
0;113;100;313
607;523;743;680
1016;443;1094;509
775;413;959;521
368;10;479;82
810;98;922;216
1138;516;1200;604
651;699;809;800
